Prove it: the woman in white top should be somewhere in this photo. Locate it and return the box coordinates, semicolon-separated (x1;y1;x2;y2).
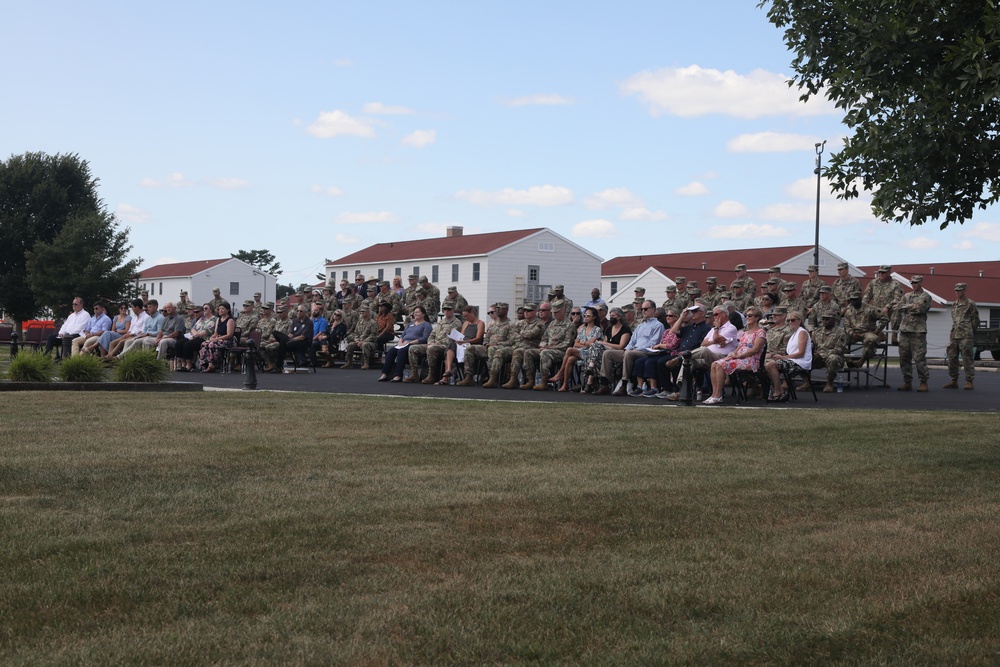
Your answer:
764;310;812;402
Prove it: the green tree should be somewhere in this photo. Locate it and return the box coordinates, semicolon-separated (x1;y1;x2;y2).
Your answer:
25;212;142;317
0;152;109;322
760;0;1000;228
231;249;282;276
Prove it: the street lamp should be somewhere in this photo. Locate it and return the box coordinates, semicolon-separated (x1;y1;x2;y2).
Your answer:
813;140;826;269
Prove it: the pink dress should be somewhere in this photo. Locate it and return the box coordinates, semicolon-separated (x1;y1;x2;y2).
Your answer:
718;327;766;374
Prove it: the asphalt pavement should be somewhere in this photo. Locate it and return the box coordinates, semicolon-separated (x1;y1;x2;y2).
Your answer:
189;359;998;412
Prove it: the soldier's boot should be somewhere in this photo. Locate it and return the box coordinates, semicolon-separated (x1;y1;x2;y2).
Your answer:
501;362;521;389
520;369;536;390
421;370;438;384
403;366;421;382
359;361;369;370
942;378;959;389
796;381;811;391
897;382;912;391
965;379;974;390
482;370;500;388
823;382;834;393
456;369;475;386
917;382;929;392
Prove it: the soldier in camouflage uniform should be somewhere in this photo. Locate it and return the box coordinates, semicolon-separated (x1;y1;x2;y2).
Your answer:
260;304;292;372
663;284;684;312
779;284;808;324
842;290;883;367
372;281;403;319
808;286;841;329
250;292;264;317
456;304;499;385
674;276;687;295
701;277;723;309
418;276;441;322
799;265;826;310
182;302;200;331
550;285;573;315
482;303;514;388
235;300;259;340
767;267;792;293
944;282;979;390
405;302;460;383
342;305;379;369
529;303;577;390
176;290;196;317
208;287;226;313
863;264;903;332
764;308;792;364
731;264;757;299
758;278;782;309
893;276;933;391
402;274;420;315
832;262;863;311
445;286;468;312
502;303;545;389
730;281;754;314
811;312;848;392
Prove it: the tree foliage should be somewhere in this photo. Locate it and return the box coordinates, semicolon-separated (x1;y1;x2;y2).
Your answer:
25;212;142;316
760;0;1000;228
231;249;282;276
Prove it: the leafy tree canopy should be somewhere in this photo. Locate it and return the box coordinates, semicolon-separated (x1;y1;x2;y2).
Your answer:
760;0;1000;228
231;249;282;276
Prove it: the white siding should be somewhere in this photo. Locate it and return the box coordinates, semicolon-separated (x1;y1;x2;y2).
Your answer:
139;259;276;308
489;230;601;308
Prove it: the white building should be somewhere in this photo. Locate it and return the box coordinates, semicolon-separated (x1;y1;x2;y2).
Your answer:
135;258;277;307
325;227;602;312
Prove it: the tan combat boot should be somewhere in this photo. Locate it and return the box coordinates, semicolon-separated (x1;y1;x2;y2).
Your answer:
796;381;811;391
482;370;499;388
501;363;521;389
421;372;437;384
965;379;974;390
897;383;912;391
456;372;475;386
942;378;959;389
823;382;834;393
916;382;928;392
403;367;421;382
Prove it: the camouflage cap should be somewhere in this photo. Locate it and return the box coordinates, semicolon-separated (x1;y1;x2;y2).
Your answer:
687;280;699;288
878;264;893;273
442;300;456;309
622;303;635;312
554;284;564;291
837;262;849;270
807;264;818;272
522;303;536;311
675;276;686;283
821;311;839;319
688;288;702;297
768;266;782;273
264;302;274;310
910;275;924;284
782;284;795;292
849;290;863;299
179;290;188;296
359;305;370;313
242;299;254;307
419;275;429;283
633;298;644;305
254;292;261;297
955;282;968;291
379;281;390;288
550;297;567;310
408;274;418;280
213;287;221;293
665;284;677;292
734;263;746;271
819;285;832;293
276;305;288;313
415;286;426;295
187;302;200;310
706;277;718;284
633;286;646;294
447;286;457;292
765;278;780;286
773;307;788;315
496;302;509;310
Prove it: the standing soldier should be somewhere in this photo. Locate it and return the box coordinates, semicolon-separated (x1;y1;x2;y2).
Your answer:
808;286;841;329
176;290;195;314
811;313;848;392
779;284;808;321
863;265;903;332
251;292;264;317
799;264;825;310
372;281;402;319
944;282;979;390
730;281;753;314
832;262;863;310
767;266;792;293
208;287;226;312
674;276;687;295
731;263;758;298
701;277;723;309
551;285;573;315
418;276;441;321
894;276;933;392
403;274;420;315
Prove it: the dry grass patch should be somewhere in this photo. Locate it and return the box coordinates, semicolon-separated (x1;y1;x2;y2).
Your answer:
1;393;998;664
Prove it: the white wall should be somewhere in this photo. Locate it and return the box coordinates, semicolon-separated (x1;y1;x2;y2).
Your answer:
489;230;601;309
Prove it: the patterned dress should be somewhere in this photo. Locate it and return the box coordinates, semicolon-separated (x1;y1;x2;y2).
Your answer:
717;327;766;374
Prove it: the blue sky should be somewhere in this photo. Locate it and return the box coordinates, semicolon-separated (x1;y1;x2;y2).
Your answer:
6;1;999;288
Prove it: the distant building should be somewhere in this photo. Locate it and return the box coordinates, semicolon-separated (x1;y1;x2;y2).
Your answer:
135;258;276;307
325;227;602;312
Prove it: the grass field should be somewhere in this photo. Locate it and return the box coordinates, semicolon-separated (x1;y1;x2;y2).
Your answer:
2;392;999;665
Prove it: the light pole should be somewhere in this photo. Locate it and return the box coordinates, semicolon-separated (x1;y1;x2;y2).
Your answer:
813;140;826;268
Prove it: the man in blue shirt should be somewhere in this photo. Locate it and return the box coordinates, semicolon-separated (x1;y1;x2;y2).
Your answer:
309;306;329;368
117;300;164;356
600;300;665;396
71;301;112;356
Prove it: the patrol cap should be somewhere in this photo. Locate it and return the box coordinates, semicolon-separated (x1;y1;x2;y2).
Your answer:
782;284;795;292
254;292;261;297
187;302;200;310
522;303;536;311
722;300;735;309
955;282;968;291
408;274;418;280
264;302;274;310
179;290;188;296
849;290;863;299
768;266;781;273
732;281;745;290
554;284;564;291
718;284;728;291
379;280;390;288
878;264;893;273
213;287;221;293
242;299;254;307
706;277;717;284
688;288;702;297
818;285;832;294
622;303;635;312
358;305;370;313
772;306;788;315
837;262;849;270
910;275;924;284
807;264;818;272
665;284;677;292
633;298;644;305
448;286;457;292
687;280;699;289
276;305;288;313
766;278;779;286
821;312;839;320
634;286;646;294
496;302;509;310
442;301;456;310
674;276;686;283
419;275;429;283
416;286;426;295
734;263;746;271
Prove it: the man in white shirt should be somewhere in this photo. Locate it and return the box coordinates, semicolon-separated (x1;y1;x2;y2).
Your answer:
45;296;90;357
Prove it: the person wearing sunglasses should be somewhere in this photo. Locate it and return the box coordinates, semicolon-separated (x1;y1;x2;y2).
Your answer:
764;311;812;402
602;300;665;397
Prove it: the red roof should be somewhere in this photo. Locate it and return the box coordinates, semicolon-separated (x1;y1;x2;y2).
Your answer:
602;245;815;276
328;229;545;265
137;258;230;279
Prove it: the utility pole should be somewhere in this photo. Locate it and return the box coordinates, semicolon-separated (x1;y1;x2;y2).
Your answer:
814;140;826;268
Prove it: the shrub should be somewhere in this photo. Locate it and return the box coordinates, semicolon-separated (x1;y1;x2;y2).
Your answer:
112;349;170;383
6;350;56;382
57;354;107;382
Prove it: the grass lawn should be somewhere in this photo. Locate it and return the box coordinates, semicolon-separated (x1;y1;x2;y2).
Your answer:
2;392;999;665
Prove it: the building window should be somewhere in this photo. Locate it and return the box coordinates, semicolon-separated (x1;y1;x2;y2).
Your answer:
538;242;555;252
395;267;402;277
342;271;348;280
230;282;239;296
989;307;1000;329
529;267;539;281
610;281;618;295
378;268;384;282
452;264;459;282
432;265;439;283
472;263;480;282
159;282;163;295
413;266;420;278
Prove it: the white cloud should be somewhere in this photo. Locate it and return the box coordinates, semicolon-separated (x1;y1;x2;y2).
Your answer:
727;131;823;152
960;222;1000;242
306;110;376;138
501;93;574;107
704;224;791;239
506;209;526;218
140;172;193;188
952;240;976;250
116;203;151;224
584;187;643;210
310;184;344;197
713;200;750;218
620;207;667;221
572;219;619;238
620;65;837;118
901;237;940;250
333;58;353;67
401;129;436;147
334;233;358;244
675;181;709;196
455;185;573;207
335;211;399;225
362;102;414;115
206;177;251;190
414;223;450;236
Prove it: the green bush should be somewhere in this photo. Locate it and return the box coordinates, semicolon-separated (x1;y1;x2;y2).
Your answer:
57;354;106;382
6;350;56;382
112;349;170;383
